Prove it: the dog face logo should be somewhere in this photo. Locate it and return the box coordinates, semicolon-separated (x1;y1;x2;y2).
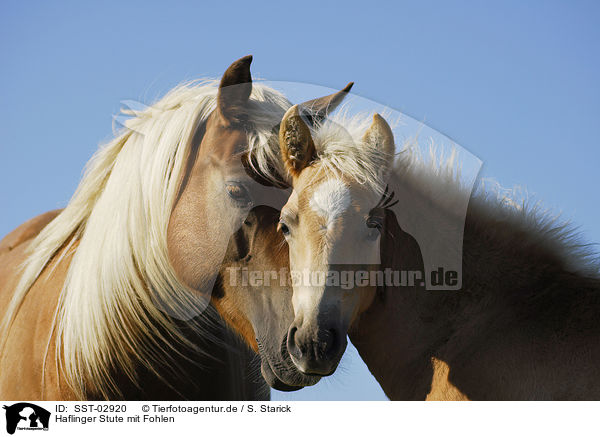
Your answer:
2;403;50;435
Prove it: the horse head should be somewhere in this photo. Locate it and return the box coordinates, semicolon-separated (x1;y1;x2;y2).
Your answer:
276;108;395;376
167;56;354;389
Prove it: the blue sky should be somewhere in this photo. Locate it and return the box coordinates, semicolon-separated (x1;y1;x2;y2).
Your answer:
1;1;598;400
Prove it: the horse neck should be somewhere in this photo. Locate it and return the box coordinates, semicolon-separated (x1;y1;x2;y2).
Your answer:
349;286;440;400
349;177;599;400
349;208;450;400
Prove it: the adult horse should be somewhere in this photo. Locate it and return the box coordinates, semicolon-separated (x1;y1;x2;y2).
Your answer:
0;56;351;399
275;105;600;400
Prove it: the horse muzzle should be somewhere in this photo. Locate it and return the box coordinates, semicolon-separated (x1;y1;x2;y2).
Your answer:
286;322;347;376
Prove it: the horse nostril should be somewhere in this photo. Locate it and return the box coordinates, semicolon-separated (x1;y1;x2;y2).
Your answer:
315;328;338;358
287;325;302;359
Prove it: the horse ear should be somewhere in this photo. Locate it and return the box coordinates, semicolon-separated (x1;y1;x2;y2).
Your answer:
279;105;316;177
364;112;395;153
363;114;395;178
217;55;253;123
299;82;354;125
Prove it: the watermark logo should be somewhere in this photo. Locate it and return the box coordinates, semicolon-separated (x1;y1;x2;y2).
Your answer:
226;267;459;289
2;403;50;435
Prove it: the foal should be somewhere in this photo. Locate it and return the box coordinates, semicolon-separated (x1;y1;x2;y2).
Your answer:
277;105;600;400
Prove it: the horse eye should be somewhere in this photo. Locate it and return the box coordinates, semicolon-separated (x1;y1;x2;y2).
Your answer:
225;182;251;205
278;221;290;237
366;216;383;230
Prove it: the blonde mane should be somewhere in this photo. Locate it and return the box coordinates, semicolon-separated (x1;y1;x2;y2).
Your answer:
0;80;290;399
393;127;600;279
